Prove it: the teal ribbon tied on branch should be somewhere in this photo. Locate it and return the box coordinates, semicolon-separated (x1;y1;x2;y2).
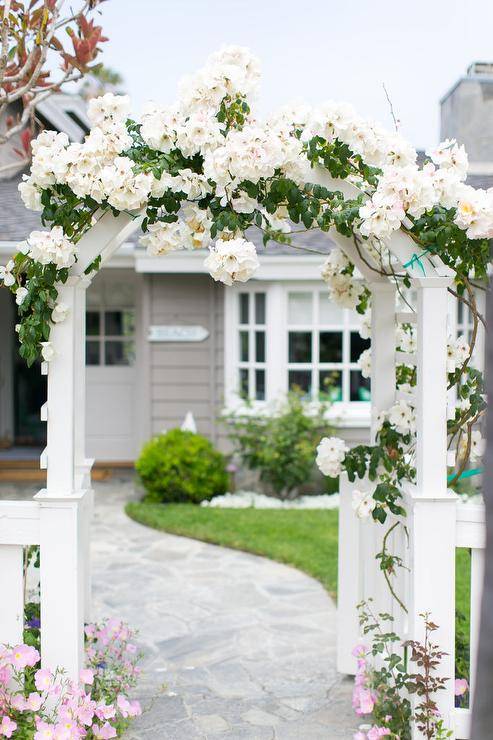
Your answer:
447;467;484;483
403;248;433;276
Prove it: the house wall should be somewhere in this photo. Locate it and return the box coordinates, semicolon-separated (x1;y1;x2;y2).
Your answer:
0;290;14;446
148;274;225;444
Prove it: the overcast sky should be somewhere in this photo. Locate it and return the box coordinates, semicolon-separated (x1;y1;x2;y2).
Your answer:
92;0;493;151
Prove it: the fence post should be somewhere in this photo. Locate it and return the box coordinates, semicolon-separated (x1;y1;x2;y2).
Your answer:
409;278;456;735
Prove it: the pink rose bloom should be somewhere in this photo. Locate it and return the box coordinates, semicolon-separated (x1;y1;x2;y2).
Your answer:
92;722;117;739
79;669;94;685
10;644;40;669
34;720;56;740
35;668;54;692
0;716;17;738
354;733;367;740
84;625;96;638
455;678;469;696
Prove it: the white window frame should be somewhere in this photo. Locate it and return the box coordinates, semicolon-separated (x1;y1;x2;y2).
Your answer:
224;280;371;426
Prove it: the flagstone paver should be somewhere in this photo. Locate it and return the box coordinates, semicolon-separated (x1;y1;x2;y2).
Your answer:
0;476;355;739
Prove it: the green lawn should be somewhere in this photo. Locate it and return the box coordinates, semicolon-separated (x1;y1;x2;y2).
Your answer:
126;501;471;677
126;503;340;597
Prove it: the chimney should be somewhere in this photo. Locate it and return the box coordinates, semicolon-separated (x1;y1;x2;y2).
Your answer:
440;62;493;169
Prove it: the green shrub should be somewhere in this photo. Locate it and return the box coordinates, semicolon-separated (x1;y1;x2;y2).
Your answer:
135;429;229;504
224;392;333;499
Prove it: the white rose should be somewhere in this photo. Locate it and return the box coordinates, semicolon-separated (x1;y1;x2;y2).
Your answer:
387;400;416;436
27;227;77;270
139;220;187;255
40;342;55;362
204;237;259;286
0;260;15;287
18;177;42;211
316;436;349;478
351;490;376;519
15;286;28;305
51;302;69;323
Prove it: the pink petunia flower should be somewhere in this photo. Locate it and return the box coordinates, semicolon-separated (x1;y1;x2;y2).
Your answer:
116;694;141;718
27;692;44;711
0;716;17;738
10;693;27;711
79;668;94;685
352;643;368;659
10;643;40;669
368;727;391;739
35;668;54;692
455;678;469;696
34;720;56;740
92;722;117;739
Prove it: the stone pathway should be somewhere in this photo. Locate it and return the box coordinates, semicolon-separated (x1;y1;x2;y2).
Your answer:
1;476;355;739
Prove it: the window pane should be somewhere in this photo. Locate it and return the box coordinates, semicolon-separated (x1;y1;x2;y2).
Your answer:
105;310;134;337
319;331;343;362
319;370;342;401
239;368;249;398
86;311;100;336
289;332;312;363
239;293;249;324
255;293;266;324
105;341;135;366
350;333;371;363
350;370;371;401
457;300;464;325
319;293;343;324
239;331;249;362
288;292;312;325
288;370;312;396
255;369;265;400
255;331;265;363
86;341;100;366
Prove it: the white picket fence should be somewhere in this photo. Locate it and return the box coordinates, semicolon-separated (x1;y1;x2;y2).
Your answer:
337;473;485;739
0;488;93;673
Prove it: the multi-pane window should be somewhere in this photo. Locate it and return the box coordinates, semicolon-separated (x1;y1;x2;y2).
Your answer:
237;291;266;400
456;299;474;345
86;309;135;366
286;290;370;403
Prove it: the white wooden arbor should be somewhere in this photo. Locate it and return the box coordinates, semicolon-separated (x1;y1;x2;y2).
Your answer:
0;166;484;738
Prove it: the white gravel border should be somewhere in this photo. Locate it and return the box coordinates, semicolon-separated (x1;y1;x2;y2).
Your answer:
201;490;340;509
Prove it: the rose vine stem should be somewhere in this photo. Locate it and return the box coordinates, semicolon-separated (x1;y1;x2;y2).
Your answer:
379;520;408;613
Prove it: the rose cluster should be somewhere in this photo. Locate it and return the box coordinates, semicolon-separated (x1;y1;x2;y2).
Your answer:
0;618;141;739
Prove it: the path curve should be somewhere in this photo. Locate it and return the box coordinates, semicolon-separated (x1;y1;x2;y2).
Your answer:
91;477;355;739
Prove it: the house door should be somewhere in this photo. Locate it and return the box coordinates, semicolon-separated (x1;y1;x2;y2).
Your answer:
85;271;137;462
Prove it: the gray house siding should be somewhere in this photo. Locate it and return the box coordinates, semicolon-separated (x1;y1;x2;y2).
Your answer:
148;274;225;442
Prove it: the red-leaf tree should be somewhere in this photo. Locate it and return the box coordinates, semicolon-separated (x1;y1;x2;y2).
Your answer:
0;0;108;171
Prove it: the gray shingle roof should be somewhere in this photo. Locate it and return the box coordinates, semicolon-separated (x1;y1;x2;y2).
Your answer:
0;171;335;254
0;172;44;242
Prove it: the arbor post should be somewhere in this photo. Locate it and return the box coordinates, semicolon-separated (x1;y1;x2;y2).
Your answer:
409;278;456;735
35;277;89;679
